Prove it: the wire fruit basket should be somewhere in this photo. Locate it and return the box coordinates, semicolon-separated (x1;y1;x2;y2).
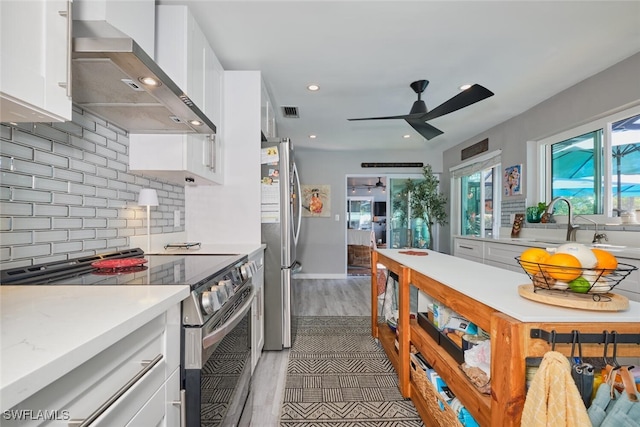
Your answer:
515;257;637;301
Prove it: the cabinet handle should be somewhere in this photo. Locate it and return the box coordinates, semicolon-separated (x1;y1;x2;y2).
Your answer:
209;134;216;171
67;354;163;427
172;389;187;427
459;245;474;250
58;1;72;99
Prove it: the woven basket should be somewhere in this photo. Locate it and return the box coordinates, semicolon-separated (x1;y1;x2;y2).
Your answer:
409;354;463;427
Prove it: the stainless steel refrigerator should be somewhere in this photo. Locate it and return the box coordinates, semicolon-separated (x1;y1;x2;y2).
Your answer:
261;137;301;350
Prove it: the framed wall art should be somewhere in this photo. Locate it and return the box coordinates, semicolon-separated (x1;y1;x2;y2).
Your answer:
301;184;331;217
503;164;522;197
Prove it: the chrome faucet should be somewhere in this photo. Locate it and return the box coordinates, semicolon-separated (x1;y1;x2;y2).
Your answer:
575;214;608;244
544;197;579;241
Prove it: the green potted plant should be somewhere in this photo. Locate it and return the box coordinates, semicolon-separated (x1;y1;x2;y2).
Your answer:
526;202;547;223
403;165;448;250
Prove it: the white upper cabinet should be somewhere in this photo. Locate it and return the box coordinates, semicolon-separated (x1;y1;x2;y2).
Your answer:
72;0;156;58
261;81;277;139
129;133;223;186
0;0;72;122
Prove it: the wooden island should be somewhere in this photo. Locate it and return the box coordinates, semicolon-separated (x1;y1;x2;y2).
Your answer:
371;249;640;427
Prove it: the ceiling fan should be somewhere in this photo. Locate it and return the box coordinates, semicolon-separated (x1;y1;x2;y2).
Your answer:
348;80;494;140
352;177;386;191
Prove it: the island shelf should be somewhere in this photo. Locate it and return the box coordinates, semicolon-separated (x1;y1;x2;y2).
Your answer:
371;249;640;427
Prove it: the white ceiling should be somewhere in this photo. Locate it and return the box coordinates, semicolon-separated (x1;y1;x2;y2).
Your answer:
159;1;640;154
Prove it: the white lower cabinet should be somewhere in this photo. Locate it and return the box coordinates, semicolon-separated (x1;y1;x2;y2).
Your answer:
129;133;223;185
250;248;265;373
453;237;484;263
4;304;181;427
483;242;524;273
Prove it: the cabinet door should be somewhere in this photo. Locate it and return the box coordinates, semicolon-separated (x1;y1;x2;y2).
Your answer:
250;250;265;372
0;0;71;122
453;238;484;263
261;82;277;138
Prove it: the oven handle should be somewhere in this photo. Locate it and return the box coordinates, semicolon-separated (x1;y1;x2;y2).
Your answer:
202;284;255;349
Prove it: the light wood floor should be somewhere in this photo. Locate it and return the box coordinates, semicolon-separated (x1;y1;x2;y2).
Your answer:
250;276;372;426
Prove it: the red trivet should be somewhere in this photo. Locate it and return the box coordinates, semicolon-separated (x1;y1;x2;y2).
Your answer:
91;258;148;269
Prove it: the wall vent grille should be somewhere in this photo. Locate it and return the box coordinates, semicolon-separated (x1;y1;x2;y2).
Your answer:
282;106;299;118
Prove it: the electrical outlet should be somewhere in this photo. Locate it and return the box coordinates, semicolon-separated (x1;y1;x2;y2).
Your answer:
174;210;180;228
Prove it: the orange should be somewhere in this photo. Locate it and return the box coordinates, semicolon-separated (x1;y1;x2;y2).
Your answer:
542;253;582;282
519;247;551;275
591;248;618;275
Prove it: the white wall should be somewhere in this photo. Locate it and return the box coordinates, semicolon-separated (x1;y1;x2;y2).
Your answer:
185;71;262;245
441;52;640;254
294;148;441;277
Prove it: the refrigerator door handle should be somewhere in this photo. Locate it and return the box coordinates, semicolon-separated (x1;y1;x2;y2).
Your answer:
293;162;302;246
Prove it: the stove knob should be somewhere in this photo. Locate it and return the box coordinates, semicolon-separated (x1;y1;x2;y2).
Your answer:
240;264;251;280
214;283;229;302
201;290;221;315
219;279;234;297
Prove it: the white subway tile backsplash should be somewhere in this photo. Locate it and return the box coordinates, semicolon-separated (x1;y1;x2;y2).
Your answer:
53;168;83;182
12;189;53;204
13;244;51;259
69;206;96;217
34;230;68;243
69;229;95;240
33;177;68;192
0;202;32;216
95;123;118;140
1;172;33;188
52;193;83;205
84;152;108;166
34;204;68;217
52;120;83;137
84;196;108;208
33;123;69;143
52;241;83;254
51;218;83;229
14;159;53;177
13;217;51;230
13;130;52;151
0;140;33;159
83;218;107;228
1;106;185;266
1;232;32;245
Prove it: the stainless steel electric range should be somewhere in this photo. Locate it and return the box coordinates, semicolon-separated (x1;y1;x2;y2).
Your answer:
0;248;258;427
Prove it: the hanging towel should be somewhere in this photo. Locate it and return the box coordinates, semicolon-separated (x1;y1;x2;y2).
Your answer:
520;351;592;427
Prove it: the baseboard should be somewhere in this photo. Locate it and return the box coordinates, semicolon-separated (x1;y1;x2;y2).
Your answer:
294;273;347;279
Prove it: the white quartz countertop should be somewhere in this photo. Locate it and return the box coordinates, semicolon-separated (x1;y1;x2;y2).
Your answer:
377;249;640;323
455;235;640;260
0;285;190;410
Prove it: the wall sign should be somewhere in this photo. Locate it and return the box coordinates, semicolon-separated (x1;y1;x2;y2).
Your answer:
461;138;489;161
361;162;424;168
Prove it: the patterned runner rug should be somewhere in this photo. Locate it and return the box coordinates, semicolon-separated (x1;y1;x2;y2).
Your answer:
280;316;424;426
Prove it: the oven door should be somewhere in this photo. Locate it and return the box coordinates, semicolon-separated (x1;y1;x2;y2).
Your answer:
183;284;255;427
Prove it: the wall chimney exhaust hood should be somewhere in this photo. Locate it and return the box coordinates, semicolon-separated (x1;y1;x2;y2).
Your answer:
71;21;216;135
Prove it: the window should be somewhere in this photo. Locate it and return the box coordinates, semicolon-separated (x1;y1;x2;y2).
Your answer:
451;151;501;238
541;107;640;217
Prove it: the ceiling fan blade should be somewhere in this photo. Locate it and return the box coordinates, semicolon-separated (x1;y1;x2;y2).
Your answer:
421;84;494;121
348;111;428;121
406;118;443;140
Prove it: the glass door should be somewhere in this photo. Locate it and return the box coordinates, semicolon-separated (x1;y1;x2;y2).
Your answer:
388;177;429;249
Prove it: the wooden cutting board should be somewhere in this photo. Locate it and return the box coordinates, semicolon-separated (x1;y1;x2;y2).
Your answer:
518;284;629;311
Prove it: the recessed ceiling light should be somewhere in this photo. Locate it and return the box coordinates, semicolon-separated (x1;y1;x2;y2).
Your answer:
307;84;320;91
403;134;411;139
459;84;472;91
309;135;317;139
139;76;161;87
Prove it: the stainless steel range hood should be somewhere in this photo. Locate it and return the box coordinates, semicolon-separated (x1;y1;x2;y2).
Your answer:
72;22;216;135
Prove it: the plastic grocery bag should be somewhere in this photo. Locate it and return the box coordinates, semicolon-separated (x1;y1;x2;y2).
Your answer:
463;339;491;378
